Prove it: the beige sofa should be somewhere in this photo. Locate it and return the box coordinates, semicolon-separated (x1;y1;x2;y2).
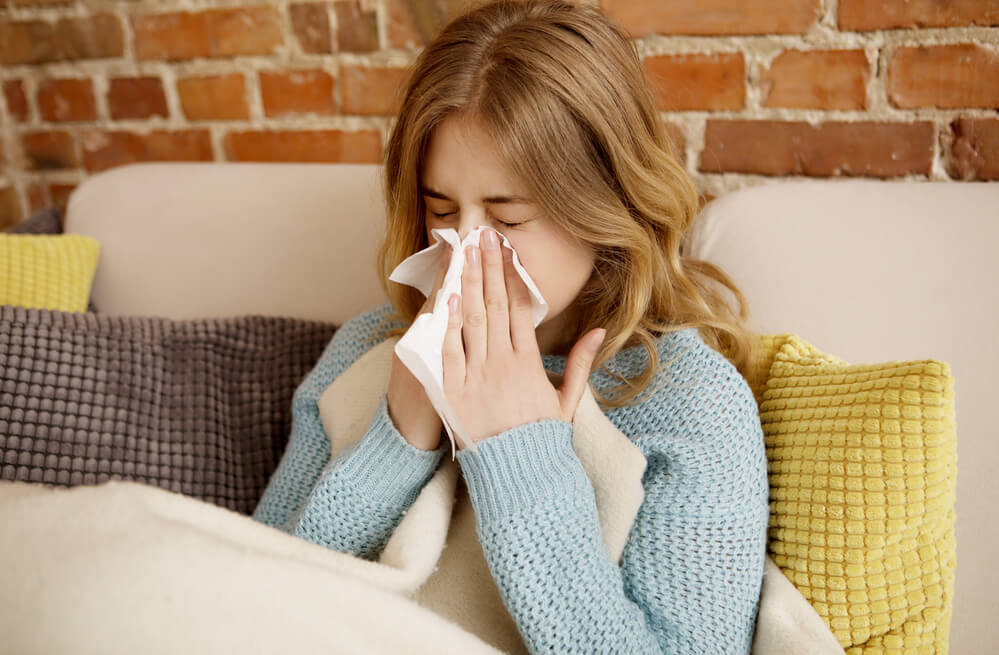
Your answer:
43;163;999;652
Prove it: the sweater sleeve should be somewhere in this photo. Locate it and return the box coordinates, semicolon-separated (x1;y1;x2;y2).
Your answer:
252;304;448;560
454;345;770;654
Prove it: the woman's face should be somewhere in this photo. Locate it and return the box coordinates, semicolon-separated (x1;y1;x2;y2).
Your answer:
420;114;596;356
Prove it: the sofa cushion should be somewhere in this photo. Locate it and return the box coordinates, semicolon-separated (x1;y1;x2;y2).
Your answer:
0;234;100;313
748;333;957;653
0;305;336;515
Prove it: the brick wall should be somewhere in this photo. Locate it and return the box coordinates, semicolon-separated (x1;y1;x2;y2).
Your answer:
1;0;996;229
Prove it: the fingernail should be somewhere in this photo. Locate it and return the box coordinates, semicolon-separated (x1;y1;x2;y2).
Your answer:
483;229;499;249
448;293;460;315
466;246;480;265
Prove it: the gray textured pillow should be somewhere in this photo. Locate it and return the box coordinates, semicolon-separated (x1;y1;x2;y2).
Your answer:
0;305;337;515
6;207;62;234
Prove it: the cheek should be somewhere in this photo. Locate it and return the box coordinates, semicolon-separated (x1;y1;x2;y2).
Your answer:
505;236;534;274
511;246;567;309
505;240;542;286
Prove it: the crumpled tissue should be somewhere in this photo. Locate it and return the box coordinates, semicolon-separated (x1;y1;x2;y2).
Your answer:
388;226;549;459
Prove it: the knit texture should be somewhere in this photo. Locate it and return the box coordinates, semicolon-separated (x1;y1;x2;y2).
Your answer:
253;303;770;654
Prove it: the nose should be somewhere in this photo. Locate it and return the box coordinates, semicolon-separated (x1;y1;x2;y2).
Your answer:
455;209;497;243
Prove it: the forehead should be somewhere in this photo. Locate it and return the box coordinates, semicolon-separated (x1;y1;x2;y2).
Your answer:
421;116;528;197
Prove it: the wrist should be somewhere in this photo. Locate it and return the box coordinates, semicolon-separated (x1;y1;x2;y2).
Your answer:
406;429;443;451
394;420;441;450
385;399;442;450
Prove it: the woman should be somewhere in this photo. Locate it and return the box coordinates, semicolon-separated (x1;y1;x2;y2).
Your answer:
254;1;769;652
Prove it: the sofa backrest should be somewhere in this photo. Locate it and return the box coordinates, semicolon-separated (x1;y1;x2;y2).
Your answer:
65;161;390;326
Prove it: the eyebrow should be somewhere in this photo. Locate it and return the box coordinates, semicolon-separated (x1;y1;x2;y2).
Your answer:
420;185;532;204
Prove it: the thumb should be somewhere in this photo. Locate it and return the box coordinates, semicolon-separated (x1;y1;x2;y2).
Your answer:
558;328;606;421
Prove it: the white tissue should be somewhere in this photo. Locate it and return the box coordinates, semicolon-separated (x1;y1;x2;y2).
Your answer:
388;226;549;459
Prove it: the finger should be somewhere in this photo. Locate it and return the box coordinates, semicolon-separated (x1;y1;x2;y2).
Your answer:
503;246;538;356
442;292;466;389
558;328;606;422
480;229;512;357
461;244;487;368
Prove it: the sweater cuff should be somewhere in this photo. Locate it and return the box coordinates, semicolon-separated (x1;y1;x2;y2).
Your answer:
456;419;592;523
330;394;447;507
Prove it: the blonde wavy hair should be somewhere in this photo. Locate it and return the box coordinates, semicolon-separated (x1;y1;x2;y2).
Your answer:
376;0;757;410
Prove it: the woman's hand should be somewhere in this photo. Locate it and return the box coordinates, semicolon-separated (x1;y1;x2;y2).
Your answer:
443;228;606;449
386;243;451;451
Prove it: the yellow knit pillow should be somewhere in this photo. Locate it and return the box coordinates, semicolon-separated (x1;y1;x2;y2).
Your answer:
0;234;100;313
746;334;957;654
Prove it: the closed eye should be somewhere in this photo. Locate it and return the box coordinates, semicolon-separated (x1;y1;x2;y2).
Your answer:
430;211;521;228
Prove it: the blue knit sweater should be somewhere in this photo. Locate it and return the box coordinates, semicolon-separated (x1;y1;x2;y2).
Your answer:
253;302;769;654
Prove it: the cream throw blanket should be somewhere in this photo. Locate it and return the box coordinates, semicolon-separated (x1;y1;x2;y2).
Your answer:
0;338;842;654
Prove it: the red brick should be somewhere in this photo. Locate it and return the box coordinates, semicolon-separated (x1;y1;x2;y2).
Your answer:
664;122;686;162
762;50;869;110
48;183;77;216
889;44;999;109
177;74;249;121
259;70;337;117
700;120;934;177
81;129;214;172
224;129;381;163
0;186;23;231
386;0;427;49
949;118;999;181
4;80;29;122
290;2;333;54
839;0;999;31
108;77;169;120
0;14;124;65
132;7;283;61
37;78;98;122
601;0;821;36
22;130;79;170
341;66;409;116
27;182;48;214
643;53;744;111
387;0;461;49
334;0;379;52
